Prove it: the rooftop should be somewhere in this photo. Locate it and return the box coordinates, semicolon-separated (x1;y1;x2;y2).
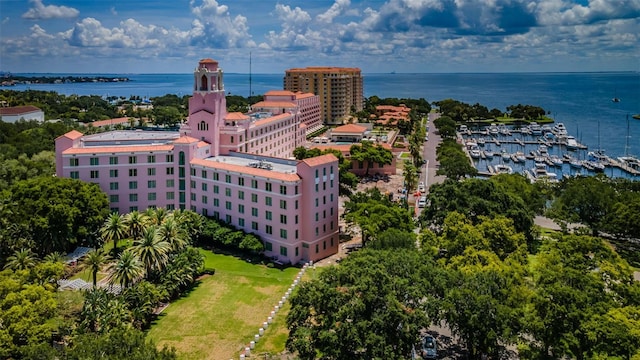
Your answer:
0;105;42;115
82;130;180;146
192;153;300;181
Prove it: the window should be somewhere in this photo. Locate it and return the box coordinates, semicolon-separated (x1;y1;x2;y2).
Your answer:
315;213;319;221
166;192;174;200
109;194;119;203
266;225;273;235
70;171;79;179
265;211;272;220
295;247;299;256
166;154;174;162
330;194;334;202
190;180;196;189
179;152;185;165
213;198;219;207
179;180;185;190
252;207;258;217
147;155;156;163
280;214;287;224
238;191;244;200
238;177;244;186
213;172;219;181
316;244;319;253
190;168;196;176
280;185;287;195
279;200;287;209
295;200;298;210
129;169;137;177
265;197;272;206
109;156;118;165
251;179;258;189
148;193;156;201
148;180;156;188
130;206;139;212
225;188;231;197
323;167;326;176
225;214;231;223
251;193;258;203
166;179;174;187
295;230;299;239
190;193;196;201
238;218;245;227
265;241;272;251
213;185;219;194
315;184;319;192
252;221;258;230
70;158;79;167
202;195;208;204
147;168;156;176
110;182;119;190
225;201;232;210
225;174;231;183
315;169;319;178
323;196;326;205
129;156;137;164
295;215;298;224
166;167;174;175
90;157;99;166
265;182;272;192
90;170;99;179
295;185;299;194
238;204;244;214
202;183;207;191
315;198;319;207
280;245;287;255
129;194;138;202
129;181;138;189
201;170;207;178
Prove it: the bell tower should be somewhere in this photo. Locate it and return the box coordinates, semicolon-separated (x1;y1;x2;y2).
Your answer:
187;58;227;156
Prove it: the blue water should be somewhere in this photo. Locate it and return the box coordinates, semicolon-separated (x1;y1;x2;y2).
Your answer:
6;72;640;160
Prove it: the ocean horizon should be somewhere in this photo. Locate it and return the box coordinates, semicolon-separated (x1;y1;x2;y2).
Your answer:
3;71;640;162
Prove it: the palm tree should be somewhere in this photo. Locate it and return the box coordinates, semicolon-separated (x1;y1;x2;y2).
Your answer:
4;248;38;270
44;251;66;263
146;207;168;226
83;250;109;287
158;218;187;253
107;250;144;289
101;213;127;255
131;226;170;278
123;211;149;243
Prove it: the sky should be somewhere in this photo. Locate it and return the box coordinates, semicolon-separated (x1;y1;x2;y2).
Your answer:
0;0;639;74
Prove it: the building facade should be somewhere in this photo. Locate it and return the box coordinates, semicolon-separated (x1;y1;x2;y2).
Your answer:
283;67;363;126
56;59;339;264
0;105;45;123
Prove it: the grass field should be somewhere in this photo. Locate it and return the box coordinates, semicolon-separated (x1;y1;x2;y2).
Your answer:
147;249;300;360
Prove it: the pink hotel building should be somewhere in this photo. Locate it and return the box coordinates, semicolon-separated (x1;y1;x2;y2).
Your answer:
55;59;338;264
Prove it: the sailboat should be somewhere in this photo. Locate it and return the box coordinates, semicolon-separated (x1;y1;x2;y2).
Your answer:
612;89;620;103
618;114;640;171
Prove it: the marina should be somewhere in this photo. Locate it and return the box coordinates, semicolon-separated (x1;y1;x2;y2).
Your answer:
460;122;640;181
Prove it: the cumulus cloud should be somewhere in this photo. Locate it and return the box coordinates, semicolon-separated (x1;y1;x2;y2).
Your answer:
188;0;253;48
317;0;351;23
22;0;79;20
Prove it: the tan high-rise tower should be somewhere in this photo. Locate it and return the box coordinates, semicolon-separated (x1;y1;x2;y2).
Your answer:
283;67;363;125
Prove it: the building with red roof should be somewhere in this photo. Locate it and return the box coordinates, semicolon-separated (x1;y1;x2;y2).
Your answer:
0;105;44;123
56;59;339;264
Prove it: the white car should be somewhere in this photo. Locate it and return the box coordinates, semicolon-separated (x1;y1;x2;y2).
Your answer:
417;196;427;208
418;182;426;192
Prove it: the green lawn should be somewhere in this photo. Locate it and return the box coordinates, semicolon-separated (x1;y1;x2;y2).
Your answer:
147;249;300;360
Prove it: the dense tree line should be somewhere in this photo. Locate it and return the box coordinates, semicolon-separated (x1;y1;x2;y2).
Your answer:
199;216;264;254
291;173;640;359
293;147;359;195
434;98;547;123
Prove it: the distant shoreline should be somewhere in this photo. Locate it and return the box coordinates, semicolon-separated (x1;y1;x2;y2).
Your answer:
1;75;130;86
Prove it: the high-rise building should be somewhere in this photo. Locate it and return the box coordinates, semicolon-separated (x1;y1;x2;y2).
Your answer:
55;59;339;264
283;67;363;125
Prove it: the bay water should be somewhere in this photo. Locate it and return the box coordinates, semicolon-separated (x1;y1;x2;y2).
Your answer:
7;72;640;161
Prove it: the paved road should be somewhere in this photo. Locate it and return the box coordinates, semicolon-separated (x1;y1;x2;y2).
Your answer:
423;112;446;191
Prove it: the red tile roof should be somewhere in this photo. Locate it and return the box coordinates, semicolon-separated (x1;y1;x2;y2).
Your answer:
191;158;301;181
90;117;131;127
63;145;174;155
301;153;338;167
173;136;200;144
0;105;42;115
264;90;295;96
252;101;296;108
254;113;292;127
332;124;367;134
56;130;84;141
199;58;218;64
225;112;250;120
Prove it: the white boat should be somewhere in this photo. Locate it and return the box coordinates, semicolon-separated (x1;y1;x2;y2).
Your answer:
501;150;511;161
515;152;527;163
459;125;468;132
590;161;605;172
533;163;558;181
530;122;542;135
618;156;640;170
565;136;579;150
541;124;553;134
498;124;510;136
538;144;548;154
588;150;608;162
570;159;583;168
470;149;481;159
494;164;514;175
483;150;494;158
549;155;564;167
488;123;499;135
520;126;532;135
477;137;486;146
553;123;568;136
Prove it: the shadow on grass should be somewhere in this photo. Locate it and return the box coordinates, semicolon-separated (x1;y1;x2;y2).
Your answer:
199;245;302;270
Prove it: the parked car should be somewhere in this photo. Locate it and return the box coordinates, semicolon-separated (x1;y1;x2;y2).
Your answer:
421;335;437;359
418;182;426;192
417;196;427;208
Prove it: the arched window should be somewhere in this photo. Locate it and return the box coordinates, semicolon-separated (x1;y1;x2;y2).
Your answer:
200;75;208;91
179;151;185;165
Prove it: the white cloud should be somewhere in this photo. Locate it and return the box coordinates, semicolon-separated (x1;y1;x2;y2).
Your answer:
2;17;9;24
317;0;351;23
188;0;253;48
22;0;79;20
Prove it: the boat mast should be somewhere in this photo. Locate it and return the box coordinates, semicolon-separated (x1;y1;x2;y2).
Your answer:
249;51;252;102
626;113;630;157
